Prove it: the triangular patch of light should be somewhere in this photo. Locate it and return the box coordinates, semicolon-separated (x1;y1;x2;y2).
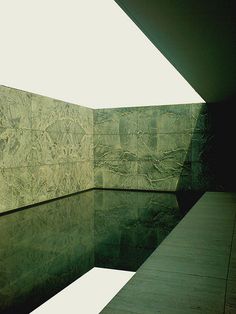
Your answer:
0;0;205;108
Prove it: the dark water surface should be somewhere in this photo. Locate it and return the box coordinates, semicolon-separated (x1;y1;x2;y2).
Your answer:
0;189;201;313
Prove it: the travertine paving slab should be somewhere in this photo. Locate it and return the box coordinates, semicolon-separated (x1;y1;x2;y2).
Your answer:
103;270;225;314
145;244;229;279
102;192;236;314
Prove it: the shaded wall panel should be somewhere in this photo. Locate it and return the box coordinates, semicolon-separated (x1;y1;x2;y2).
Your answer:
94;105;192;191
94;103;221;192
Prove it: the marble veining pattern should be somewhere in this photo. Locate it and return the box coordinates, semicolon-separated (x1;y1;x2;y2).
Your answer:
32;94;93;134
93;107;138;135
94;103;215;192
138;104;192;134
0;85;94;213
0;128;32;168
32;131;93;165
94;160;138;189
137;133;192;162
0;84;217;212
0;166;33;212
137;160;191;191
0;86;31;129
31;162;94;204
94;134;137;161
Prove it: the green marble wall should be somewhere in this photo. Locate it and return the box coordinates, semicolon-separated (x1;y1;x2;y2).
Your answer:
0;85;94;213
0;85;221;213
93;105;189;190
191;103;216;190
94;103;214;191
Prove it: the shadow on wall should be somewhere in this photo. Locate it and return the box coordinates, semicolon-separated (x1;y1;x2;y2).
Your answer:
203;100;236;191
93;104;197;192
2;85;234;197
177;101;236;192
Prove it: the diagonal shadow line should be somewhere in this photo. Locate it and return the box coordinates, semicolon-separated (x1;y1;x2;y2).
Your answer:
177;100;236;192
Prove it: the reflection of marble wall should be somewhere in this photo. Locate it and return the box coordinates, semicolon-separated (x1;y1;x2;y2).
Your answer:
0;188;197;312
0;192;94;313
0;86;94;213
94;190;183;271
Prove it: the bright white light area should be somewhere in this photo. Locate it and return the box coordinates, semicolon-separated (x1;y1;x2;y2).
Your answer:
30;267;134;314
0;0;204;108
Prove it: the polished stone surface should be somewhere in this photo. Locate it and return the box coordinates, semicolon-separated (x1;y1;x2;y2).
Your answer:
103;270;226;314
138;105;191;134
0;128;32;168
0;85;231;213
31;94;93;134
31;131;93;164
0;86;31;129
137;133;191;161
0;192;94;314
0;167;33;213
0;85;223;214
0;189;198;313
94;190;191;271
102;192;236;314
0;86;94;214
137;160;191;191
93;103;216;192
94;134;138;161
93;107;138;135
94;160;138;189
31;161;94;203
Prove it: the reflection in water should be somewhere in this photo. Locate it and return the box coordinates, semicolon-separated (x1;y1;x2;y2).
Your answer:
0;190;200;313
95;190;196;271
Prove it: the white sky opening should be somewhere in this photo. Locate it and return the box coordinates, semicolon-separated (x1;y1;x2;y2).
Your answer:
0;0;205;108
31;267;135;314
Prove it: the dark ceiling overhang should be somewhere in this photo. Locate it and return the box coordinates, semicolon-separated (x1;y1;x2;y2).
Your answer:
115;0;236;103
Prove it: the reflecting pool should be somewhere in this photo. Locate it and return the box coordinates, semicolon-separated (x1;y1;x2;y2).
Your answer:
0;189;201;313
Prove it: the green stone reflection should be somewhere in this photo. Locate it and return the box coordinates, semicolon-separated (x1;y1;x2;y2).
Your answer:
0;189;200;313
